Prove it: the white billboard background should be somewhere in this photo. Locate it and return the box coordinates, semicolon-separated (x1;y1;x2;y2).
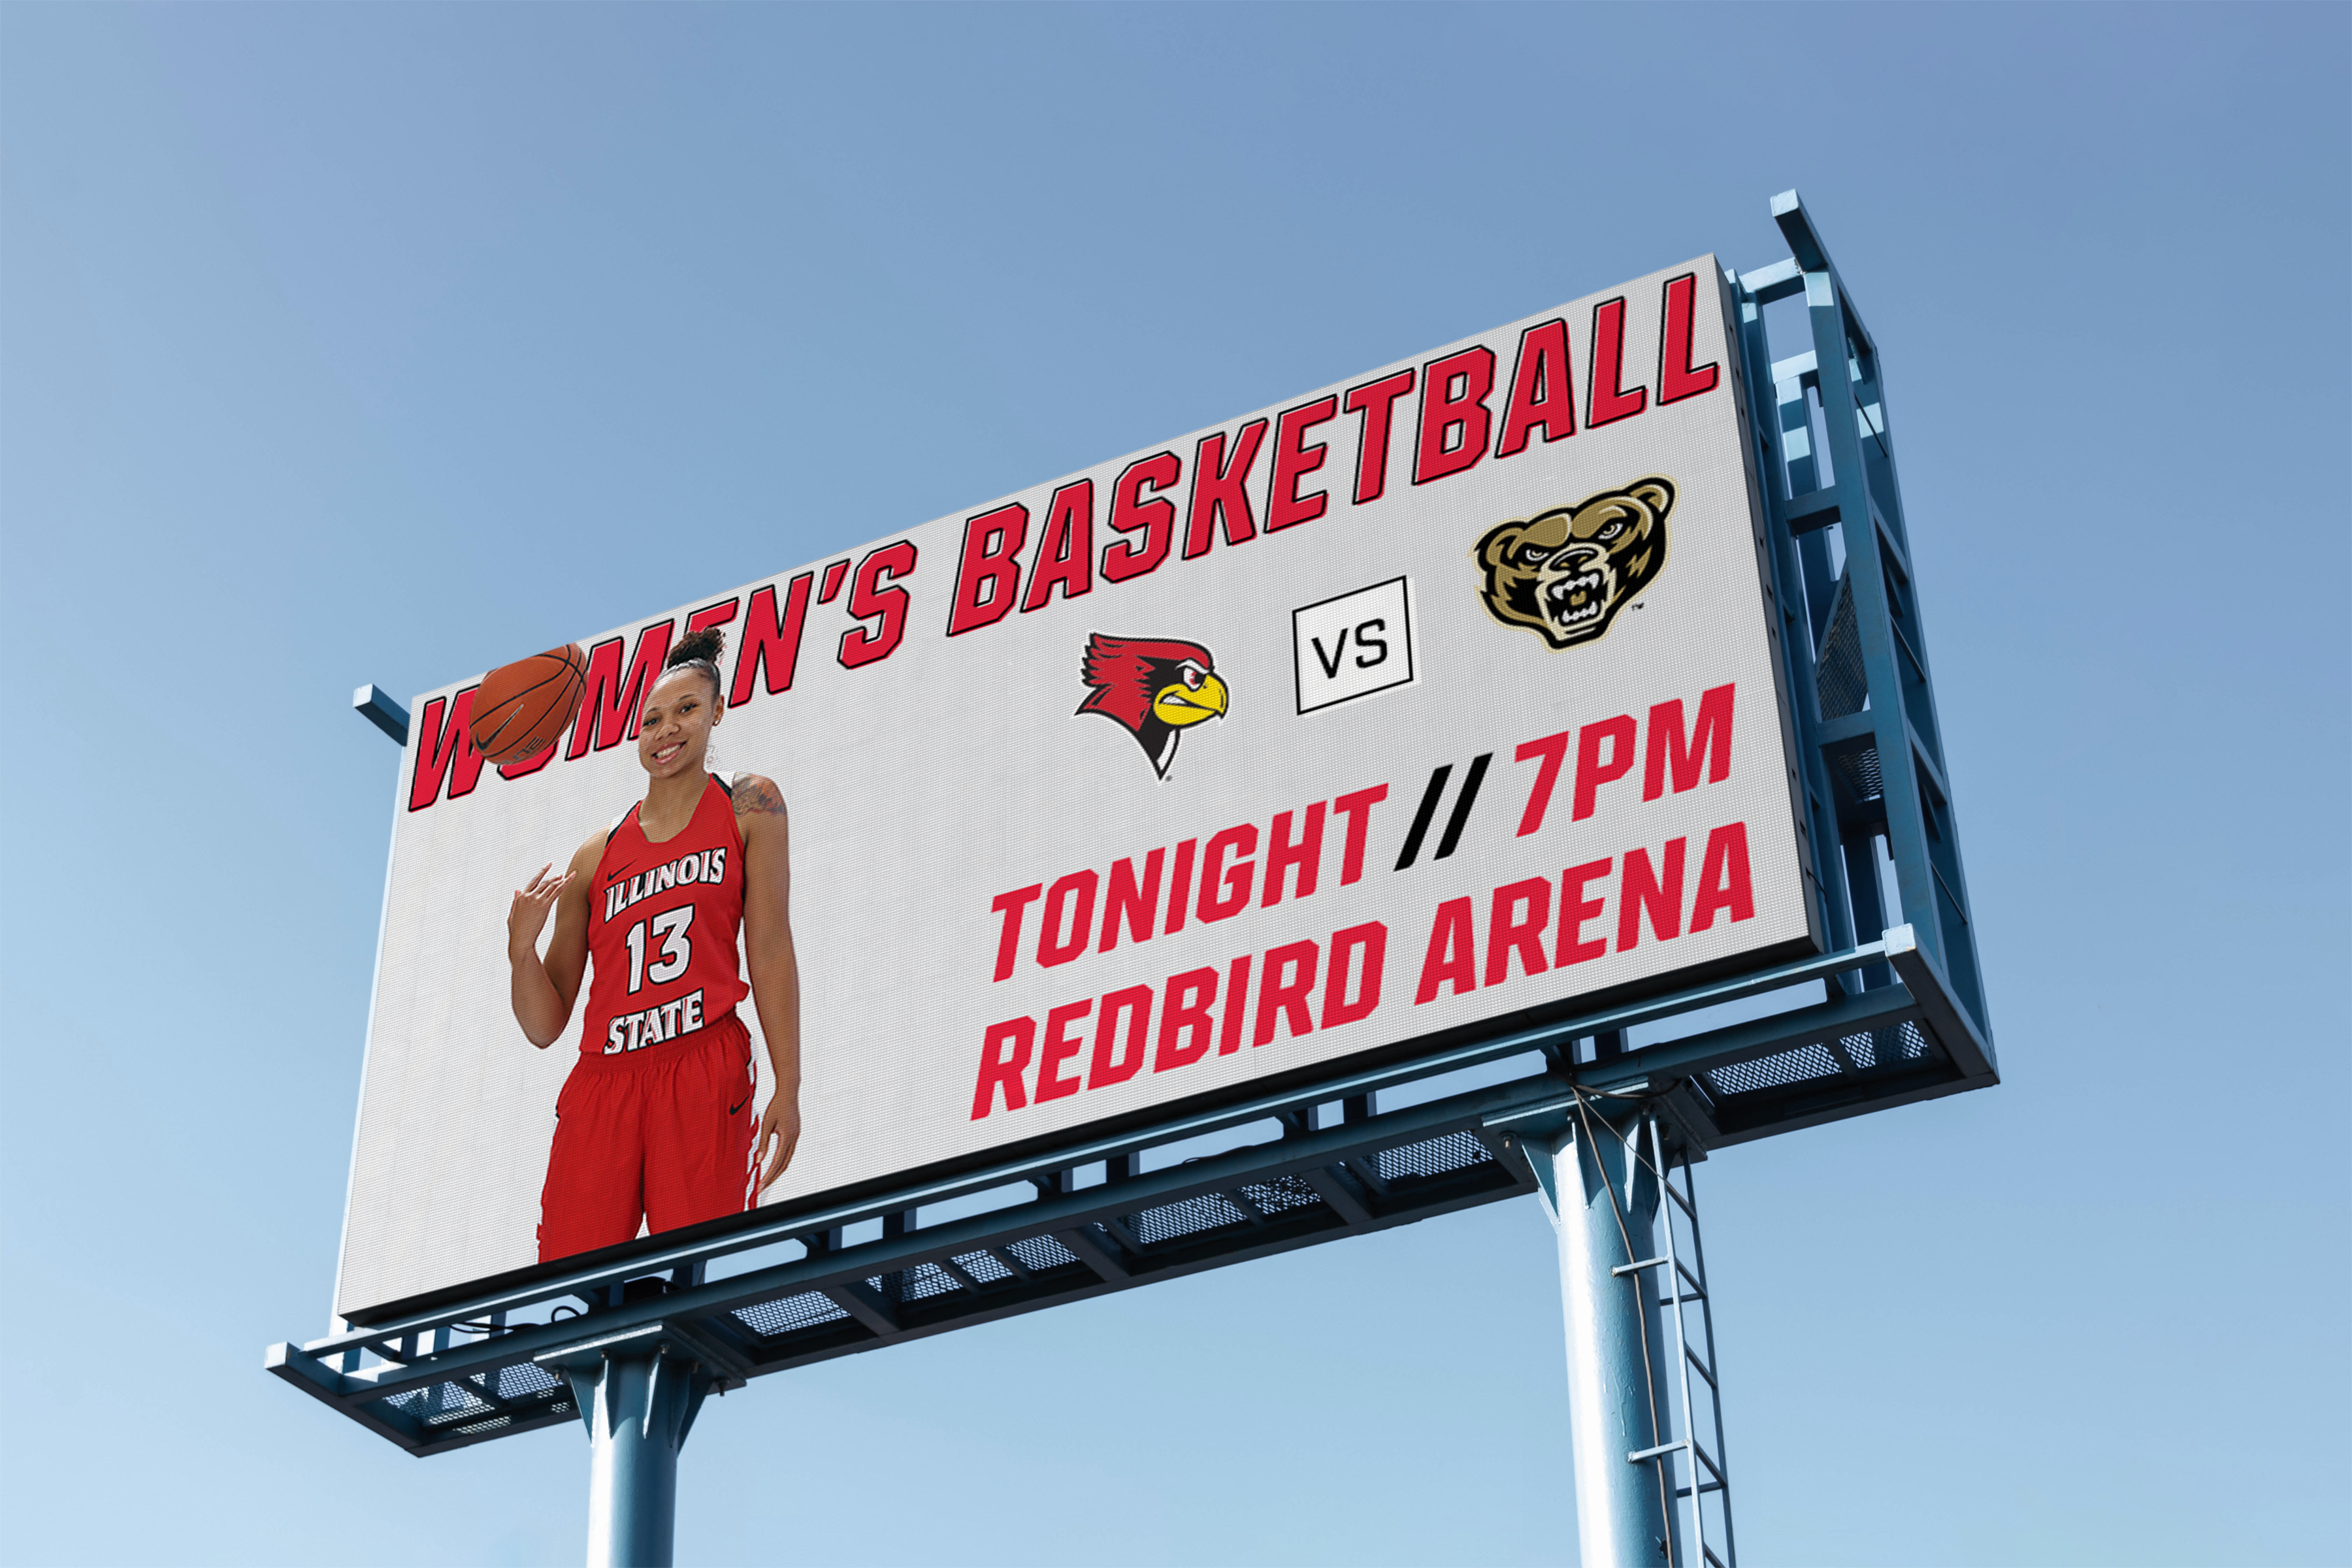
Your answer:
338;257;1817;1318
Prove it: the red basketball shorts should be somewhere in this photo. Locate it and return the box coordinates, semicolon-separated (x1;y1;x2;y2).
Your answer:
537;1010;757;1264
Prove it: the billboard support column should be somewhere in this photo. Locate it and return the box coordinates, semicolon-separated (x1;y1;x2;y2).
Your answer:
1524;1100;1679;1568
546;1333;717;1568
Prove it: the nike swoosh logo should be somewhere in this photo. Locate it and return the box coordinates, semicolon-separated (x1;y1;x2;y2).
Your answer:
606;865;638;885
728;1098;749;1115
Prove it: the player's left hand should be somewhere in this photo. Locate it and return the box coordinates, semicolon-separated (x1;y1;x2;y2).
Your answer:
756;1094;801;1192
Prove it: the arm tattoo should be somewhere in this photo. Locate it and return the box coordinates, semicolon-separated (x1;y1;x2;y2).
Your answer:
733;776;787;818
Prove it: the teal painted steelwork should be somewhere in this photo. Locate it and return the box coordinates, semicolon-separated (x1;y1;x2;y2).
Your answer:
351;683;409;747
1736;192;1993;1038
1520;1102;1680;1567
540;1324;746;1568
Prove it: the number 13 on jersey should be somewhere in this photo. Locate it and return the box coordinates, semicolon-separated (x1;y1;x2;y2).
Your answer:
623;907;695;994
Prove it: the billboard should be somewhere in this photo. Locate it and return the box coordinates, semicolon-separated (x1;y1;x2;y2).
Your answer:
336;257;1820;1320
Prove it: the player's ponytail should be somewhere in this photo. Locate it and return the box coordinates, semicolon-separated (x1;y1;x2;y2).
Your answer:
664;627;727;703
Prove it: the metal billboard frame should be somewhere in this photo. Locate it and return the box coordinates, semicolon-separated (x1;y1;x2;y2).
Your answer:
275;191;1995;1566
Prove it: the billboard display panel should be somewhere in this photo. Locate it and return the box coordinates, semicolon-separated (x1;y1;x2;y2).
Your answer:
337;257;1820;1319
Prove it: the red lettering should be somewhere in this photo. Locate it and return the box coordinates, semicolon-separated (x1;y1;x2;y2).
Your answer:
1260;802;1326;908
1413;346;1495;485
1164;838;1198;936
1037;871;1098;968
1588;296;1647;429
1573;715;1638;821
1101;453;1181;583
1690;823;1755;933
947;504;1028;637
1618;838;1688;951
1415;896;1478;1004
687;597;739;636
1035;1000;1091;1103
1021;481;1094;612
1154;967;1218;1071
1558;858;1612;966
970;1017;1036;1119
728;577;813;706
407;689;487;811
1343;370;1414;504
1495;318;1576;457
1217;954;1253;1054
1333;785;1387;884
1643;684;1735;800
1089;985;1153;1089
990;885;1043;981
1656;273;1720;406
1182;419;1269;559
1098;849;1164;953
1486;877;1552;987
1514;730;1571;836
1267;395;1337;531
1254;939;1320;1045
1197;824;1258;923
839;541;916;669
568;624;676;760
1323;922;1386;1027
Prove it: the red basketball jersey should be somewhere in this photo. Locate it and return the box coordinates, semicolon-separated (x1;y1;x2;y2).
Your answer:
583;774;749;1056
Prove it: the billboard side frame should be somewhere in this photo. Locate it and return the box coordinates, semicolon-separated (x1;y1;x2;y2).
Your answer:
1721;261;1848;977
1744;193;1993;1047
324;695;425;1344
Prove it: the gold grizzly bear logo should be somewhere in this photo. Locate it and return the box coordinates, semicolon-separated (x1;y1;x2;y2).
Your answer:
1473;477;1674;649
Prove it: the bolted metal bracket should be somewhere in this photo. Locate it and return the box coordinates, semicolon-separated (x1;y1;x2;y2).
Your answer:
535;1319;753;1448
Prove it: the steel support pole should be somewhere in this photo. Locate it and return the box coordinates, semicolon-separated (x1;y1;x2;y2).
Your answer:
570;1347;709;1568
1524;1107;1679;1567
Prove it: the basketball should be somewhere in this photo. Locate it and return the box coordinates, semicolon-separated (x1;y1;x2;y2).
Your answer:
470;644;589;765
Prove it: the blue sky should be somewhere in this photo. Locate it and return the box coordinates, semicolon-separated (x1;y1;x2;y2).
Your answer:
1;5;2344;1565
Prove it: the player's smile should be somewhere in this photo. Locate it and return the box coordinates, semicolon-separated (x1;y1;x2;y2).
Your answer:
636;669;721;778
641;723;696;774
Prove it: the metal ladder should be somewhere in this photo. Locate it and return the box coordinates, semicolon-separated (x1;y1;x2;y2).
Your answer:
1614;1112;1737;1568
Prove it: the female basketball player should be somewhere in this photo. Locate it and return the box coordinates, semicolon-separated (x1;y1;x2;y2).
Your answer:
502;627;802;1263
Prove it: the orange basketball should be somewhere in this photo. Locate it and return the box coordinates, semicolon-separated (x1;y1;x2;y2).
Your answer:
471;644;588;765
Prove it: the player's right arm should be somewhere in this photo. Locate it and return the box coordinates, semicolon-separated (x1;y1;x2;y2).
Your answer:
506;831;601;1049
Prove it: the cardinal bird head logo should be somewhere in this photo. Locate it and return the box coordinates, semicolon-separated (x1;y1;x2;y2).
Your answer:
1077;633;1229;777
